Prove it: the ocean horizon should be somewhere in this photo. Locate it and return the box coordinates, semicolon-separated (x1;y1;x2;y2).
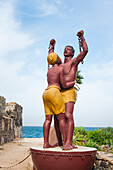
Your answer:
22;126;108;138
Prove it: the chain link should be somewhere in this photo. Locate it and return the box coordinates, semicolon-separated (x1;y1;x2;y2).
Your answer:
0;152;30;169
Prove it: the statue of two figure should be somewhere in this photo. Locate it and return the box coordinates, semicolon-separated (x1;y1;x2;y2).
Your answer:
42;30;88;150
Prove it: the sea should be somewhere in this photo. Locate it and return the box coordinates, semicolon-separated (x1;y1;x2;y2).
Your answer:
22;126;103;138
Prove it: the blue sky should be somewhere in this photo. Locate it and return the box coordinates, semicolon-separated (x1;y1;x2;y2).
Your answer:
0;0;113;127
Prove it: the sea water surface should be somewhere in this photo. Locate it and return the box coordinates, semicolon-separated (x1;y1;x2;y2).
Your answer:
22;126;103;138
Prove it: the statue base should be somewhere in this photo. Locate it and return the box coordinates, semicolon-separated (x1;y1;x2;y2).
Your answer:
30;146;97;170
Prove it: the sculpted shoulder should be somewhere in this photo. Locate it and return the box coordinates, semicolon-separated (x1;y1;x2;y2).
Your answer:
59;63;64;72
59;63;64;68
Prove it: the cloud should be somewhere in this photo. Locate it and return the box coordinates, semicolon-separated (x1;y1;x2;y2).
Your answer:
0;0;113;127
74;60;113;127
0;58;47;126
0;1;34;57
15;0;60;18
39;2;58;16
0;0;46;126
85;60;113;81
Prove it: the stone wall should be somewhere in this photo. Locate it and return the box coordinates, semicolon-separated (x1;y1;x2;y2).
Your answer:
0;96;23;145
93;151;113;170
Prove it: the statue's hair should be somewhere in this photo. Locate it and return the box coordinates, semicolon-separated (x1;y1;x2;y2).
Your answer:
65;45;75;54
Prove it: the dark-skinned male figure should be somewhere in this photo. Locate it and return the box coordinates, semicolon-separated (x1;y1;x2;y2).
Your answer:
60;30;88;150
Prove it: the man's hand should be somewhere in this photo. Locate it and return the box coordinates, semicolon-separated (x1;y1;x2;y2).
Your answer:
77;30;84;37
50;39;56;45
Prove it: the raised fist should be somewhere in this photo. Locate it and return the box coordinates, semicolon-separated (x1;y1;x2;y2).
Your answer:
50;39;56;45
77;30;84;37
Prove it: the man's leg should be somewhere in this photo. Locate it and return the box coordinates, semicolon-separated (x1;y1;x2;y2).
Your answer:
43;115;52;148
56;113;67;147
63;102;74;150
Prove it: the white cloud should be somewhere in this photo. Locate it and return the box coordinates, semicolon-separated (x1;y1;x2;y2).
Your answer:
74;60;113;127
0;58;47;126
33;68;46;77
39;2;58;16
0;1;34;57
0;0;46;126
86;60;113;80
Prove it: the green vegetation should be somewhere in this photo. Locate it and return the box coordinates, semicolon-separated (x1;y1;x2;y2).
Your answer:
76;71;84;84
72;127;113;151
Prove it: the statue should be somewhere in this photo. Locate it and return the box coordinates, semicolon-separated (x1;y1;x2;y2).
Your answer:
30;31;97;170
42;30;88;150
42;41;75;149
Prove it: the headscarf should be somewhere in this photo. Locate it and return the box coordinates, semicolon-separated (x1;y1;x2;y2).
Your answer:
47;52;58;65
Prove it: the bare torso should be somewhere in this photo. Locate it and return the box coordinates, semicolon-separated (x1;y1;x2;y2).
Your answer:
61;59;77;84
47;64;61;88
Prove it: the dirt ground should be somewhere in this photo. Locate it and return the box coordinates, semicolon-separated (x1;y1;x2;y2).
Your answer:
0;138;43;170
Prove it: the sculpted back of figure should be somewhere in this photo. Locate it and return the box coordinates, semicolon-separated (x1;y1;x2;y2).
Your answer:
47;53;61;88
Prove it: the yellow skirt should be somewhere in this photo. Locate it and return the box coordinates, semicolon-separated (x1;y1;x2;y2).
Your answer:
61;87;77;104
42;86;65;115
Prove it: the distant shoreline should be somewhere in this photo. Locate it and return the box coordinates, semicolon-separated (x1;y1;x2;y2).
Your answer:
22;126;113;138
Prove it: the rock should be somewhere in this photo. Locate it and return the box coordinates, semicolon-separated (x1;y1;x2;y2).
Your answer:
100;145;106;150
96;152;103;160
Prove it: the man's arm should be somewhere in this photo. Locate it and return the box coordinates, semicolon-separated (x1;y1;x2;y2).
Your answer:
48;39;56;70
60;68;75;88
72;30;88;65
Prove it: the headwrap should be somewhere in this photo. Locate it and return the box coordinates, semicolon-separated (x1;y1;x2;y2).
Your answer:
47;52;58;65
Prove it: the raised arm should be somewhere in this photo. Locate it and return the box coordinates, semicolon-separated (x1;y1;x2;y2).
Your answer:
48;39;56;54
48;39;56;70
72;30;88;65
60;67;75;89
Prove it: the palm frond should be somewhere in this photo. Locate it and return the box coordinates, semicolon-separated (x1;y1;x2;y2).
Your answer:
75;71;84;84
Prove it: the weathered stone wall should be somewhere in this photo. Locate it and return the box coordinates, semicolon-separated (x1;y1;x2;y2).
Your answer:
0;96;23;145
93;151;113;170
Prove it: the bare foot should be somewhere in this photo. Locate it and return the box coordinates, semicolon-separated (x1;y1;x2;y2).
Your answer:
62;144;72;150
50;142;59;148
43;143;52;148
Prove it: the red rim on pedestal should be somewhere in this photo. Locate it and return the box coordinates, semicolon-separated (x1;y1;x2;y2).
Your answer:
30;146;97;170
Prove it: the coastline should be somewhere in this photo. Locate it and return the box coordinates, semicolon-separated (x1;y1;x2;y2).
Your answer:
22;126;107;138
